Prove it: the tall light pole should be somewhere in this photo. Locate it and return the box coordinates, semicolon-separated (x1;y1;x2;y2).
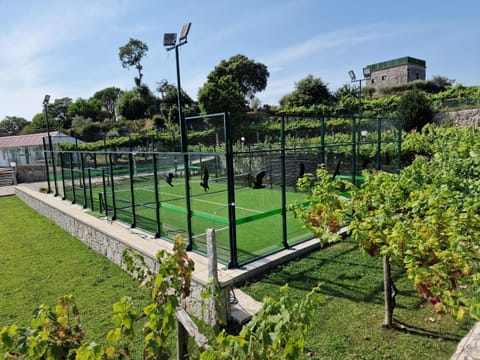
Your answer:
42;95;52;194
348;68;371;184
43;94;51;141
43;94;58;195
164;22;191;152
348;68;370;115
164;22;193;249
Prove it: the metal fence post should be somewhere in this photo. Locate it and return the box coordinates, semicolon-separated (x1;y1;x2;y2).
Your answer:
88;168;94;211
42;138;51;194
280;115;288;249
69;152;76;204
351;117;357;185
59;152;66;200
80;153;87;208
128;152;136;228
108;153;117;220
152;153;161;238
376;118;382;170
225;112;238;269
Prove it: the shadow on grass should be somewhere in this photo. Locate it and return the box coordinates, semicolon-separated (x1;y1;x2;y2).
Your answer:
256;242;393;304
392;318;464;342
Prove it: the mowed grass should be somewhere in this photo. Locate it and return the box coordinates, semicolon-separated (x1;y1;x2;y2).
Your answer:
0;195;159;354
241;239;474;360
0;194;474;359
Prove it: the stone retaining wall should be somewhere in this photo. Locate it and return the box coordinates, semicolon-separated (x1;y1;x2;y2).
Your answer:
435;108;480;128
15;186;229;324
16;164;47;183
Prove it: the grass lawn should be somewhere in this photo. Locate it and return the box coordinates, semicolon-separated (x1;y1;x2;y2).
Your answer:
1;194;473;359
241;239;473;360
0;195;161;355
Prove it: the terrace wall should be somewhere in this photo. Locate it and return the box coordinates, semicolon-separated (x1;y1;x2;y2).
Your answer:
435;108;480;128
15;185;230;325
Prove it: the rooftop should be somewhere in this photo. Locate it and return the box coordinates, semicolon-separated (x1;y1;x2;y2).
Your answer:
367;56;426;72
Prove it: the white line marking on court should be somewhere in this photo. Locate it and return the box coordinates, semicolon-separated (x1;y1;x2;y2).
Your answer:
192;226;229;239
157;191;263;214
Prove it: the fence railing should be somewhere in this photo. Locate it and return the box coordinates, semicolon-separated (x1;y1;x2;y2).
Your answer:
43;115;402;268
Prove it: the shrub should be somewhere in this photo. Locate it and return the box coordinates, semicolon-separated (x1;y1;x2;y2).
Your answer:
396;88;433;132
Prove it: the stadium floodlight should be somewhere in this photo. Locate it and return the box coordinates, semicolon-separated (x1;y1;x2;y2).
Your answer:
163;33;177;47
163;22;194;251
163;23;192;151
179;22;191;42
363;67;371;78
348;70;356;82
43;94;50;105
348;69;368;114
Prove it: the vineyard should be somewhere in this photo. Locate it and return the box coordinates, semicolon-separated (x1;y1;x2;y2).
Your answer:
1;123;479;359
290;124;480;326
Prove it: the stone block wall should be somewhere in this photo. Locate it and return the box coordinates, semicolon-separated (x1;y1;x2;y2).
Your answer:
16;164;47;183
15;187;229;324
435;108;480;128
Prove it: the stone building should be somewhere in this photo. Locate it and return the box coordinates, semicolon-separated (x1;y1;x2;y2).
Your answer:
363;56;426;92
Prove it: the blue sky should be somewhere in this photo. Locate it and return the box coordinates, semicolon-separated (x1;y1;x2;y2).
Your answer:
1;0;479;121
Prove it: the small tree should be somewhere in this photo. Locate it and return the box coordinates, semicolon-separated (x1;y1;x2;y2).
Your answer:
396;88;433;132
198;75;247;114
279;75;332;109
0;116;29;135
94;87;122;120
119;38;149;87
207;54;269;101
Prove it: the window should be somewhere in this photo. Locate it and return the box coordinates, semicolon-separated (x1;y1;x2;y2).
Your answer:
416;72;420;79
381;75;387;80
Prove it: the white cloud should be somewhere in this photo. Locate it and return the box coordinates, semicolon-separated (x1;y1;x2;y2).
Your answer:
0;1;125;120
261;25;394;71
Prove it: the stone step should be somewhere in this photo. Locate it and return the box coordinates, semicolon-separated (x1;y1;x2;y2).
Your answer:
0;168;14;186
229;288;263;325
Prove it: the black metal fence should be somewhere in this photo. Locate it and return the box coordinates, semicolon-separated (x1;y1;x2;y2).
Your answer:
43;114;402;268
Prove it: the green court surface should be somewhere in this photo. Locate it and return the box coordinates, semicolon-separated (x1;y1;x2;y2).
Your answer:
64;173;312;265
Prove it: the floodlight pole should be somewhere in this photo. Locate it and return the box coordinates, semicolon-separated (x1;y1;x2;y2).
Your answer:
165;24;193;250
348;70;366;115
43;95;58;196
349;69;370;185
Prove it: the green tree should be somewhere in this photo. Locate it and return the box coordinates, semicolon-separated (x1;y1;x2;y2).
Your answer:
198;75;246;114
279;75;332;108
49;97;73;129
156;80;194;125
207;54;269;101
119;38;149;87
67;98;105;122
396;88;433;132
21;112;60;134
430;75;455;90
117;88;155;120
93;87;122;120
156;80;193;109
0;116;29;135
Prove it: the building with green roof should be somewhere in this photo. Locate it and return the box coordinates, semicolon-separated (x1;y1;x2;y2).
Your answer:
363;56;426;93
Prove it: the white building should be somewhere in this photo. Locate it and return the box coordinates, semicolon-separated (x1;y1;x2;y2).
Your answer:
0;132;80;167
